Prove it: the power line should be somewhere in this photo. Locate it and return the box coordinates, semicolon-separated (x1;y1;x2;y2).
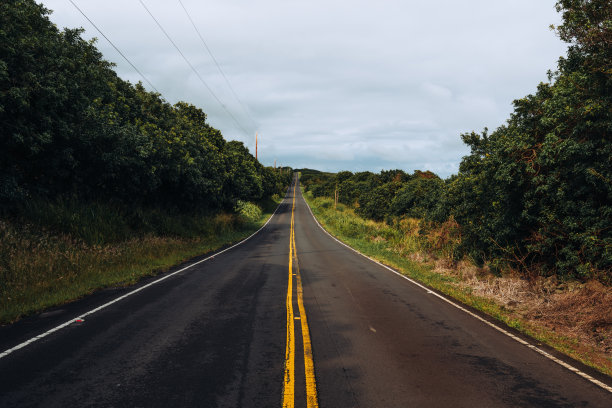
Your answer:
177;0;257;131
138;0;251;138
67;0;160;94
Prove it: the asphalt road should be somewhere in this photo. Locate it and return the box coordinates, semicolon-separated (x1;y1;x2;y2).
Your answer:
0;177;610;407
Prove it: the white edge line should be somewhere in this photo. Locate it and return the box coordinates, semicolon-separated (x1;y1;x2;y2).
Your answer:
0;199;286;360
300;190;612;394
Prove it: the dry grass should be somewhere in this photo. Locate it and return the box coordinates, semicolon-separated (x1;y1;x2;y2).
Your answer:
525;280;611;353
432;258;612;372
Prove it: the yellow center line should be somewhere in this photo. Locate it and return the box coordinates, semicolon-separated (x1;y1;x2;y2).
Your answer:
282;182;319;408
294;226;319;408
282;189;296;407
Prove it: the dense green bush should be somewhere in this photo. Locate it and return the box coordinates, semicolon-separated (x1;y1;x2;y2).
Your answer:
357;181;403;221
234;200;263;223
391;174;444;219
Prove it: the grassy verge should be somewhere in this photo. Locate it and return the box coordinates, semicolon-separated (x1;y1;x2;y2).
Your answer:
0;198;279;324
303;190;611;377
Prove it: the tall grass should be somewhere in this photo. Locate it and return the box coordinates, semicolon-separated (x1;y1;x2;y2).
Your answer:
0;199;275;324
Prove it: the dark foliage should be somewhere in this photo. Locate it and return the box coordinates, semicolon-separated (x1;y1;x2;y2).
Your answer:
0;1;291;214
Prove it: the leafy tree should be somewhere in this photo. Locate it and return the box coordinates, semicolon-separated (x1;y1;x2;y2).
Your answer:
447;0;611;279
222;140;263;205
391;172;444;219
357;181;403;221
379;169;409;183
0;0;113;201
335;171;354;184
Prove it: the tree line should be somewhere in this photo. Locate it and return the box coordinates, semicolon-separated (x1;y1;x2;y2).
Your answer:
0;0;290;214
301;0;611;282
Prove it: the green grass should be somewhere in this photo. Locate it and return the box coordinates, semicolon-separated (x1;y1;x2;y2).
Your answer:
0;198;279;324
303;190;612;377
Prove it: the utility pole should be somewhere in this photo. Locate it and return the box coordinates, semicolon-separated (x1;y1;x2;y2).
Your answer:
255;132;258;161
334;183;338;209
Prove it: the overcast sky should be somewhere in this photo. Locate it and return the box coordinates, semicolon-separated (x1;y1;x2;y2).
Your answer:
40;0;568;177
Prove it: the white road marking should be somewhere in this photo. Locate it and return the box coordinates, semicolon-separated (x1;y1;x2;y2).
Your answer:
0;200;284;360
302;192;612;394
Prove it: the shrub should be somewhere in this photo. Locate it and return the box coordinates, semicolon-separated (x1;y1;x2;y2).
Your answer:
234;200;262;223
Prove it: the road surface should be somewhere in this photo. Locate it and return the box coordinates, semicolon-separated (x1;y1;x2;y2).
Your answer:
0;177;610;407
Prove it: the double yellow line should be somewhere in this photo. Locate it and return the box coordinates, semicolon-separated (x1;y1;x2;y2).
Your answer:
282;183;318;408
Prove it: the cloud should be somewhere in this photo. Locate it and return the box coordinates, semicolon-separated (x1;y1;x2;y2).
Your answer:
41;0;567;177
421;83;453;101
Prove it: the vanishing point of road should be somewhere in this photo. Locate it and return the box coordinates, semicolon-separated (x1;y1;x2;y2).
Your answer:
1;176;610;407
